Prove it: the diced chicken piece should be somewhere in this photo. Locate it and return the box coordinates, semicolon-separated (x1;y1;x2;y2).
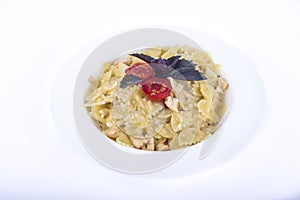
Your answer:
215;78;229;94
144;137;154;151
129;136;155;151
156;143;170;151
220;78;229;91
88;76;96;84
164;96;179;112
103;127;120;139
129;137;147;148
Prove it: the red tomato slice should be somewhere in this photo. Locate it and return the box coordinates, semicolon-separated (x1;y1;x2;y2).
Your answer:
141;77;171;101
125;62;154;80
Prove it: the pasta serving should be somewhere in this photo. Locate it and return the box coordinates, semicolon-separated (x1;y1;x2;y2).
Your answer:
85;45;229;151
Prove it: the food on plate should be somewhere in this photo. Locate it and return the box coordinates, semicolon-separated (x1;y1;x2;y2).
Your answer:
85;45;229;151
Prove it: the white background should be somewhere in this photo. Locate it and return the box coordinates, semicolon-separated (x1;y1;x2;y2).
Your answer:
1;0;300;199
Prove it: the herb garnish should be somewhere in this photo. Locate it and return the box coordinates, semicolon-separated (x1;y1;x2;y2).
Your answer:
120;53;206;89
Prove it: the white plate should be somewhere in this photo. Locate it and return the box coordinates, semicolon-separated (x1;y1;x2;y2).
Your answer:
51;27;265;177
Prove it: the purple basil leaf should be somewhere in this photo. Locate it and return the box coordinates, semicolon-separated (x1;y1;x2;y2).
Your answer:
173;59;197;70
169;69;207;81
129;53;154;63
153;58;166;65
120;74;143;88
166;56;181;68
127;53;206;82
175;66;198;72
148;63;171;78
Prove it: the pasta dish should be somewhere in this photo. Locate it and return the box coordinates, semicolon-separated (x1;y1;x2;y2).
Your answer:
85;45;229;151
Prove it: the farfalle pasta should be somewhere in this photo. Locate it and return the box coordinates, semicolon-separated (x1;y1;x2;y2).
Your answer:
85;45;229;151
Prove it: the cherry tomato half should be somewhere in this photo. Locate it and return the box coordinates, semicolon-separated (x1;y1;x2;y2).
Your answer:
141;77;171;101
125;62;154;80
